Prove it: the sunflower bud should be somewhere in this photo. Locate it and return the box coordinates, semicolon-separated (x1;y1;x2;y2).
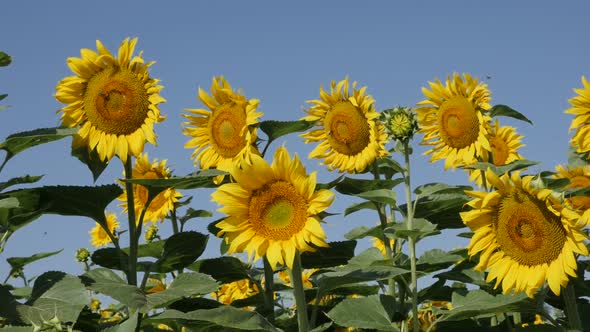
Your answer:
89;298;101;312
381;106;418;142
145;224;159;243
75;248;91;262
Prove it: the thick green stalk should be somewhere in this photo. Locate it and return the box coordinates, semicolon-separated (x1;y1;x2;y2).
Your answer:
262;257;276;323
124;158;138;286
291;252;309;332
372;164;396;296
563;284;582;330
402;141;418;332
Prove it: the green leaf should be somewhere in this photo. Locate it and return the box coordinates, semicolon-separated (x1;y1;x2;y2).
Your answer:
0;284;22;325
259;120;314;145
414;182;471;198
71;145;110;182
439;290;535;322
343;201;377;217
0;175;43;192
125;170;224;198
7;249;63;271
146;272;218;310
19;272;89;326
188;257;250;284
401;186;471;229
343;225;382;241
0;52;11;67
356;189;396;206
154;232;209;273
102;312;138;332
0;94;7;102
0;127;77;165
326;295;399;331
144;307;280;332
568;145;590;168
179;208;213;224
300;240;357;269
0;105;10;112
335;177;403;196
80;268;146;310
315;175;344;190
385;218;439;241
416;249;463;274
462;159;538;176
375;157;405;179
0;197;19;208
91;248;129;271
532;171;570;190
488;104;533;125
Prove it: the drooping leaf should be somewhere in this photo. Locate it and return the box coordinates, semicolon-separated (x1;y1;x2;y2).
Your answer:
335;177;403;196
143;307;280;332
416;249;463;274
326;295;399;331
146;273;218;310
385;218;439;242
0;52;11;67
0;175;43;192
259;120;314;145
153;232;209;273
300;240;357;269
0;127;77;165
439;290;536;322
343;225;382;241
71;145;110;182
488;104;533;125
356;189;397;206
343;201;377;217
188;257;250;284
7;249;63;274
462;159;539;177
125;170;225;198
375;157;405;179
91;248;129;272
81;268;146;310
179;208;213;224
413;183;471;198
315;175;344;190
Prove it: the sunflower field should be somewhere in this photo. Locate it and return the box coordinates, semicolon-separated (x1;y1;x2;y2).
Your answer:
2;38;590;332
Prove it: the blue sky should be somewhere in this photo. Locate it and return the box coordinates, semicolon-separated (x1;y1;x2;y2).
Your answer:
1;1;589;281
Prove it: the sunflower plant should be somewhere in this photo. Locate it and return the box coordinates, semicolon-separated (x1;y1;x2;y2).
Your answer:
1;39;590;332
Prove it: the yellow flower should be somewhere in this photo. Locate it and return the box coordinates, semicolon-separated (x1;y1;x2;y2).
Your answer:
409;301;452;332
55;38;166;163
278;268;317;289
301;77;388;173
416;73;492;169
211;279;259;305
89;298;101;312
371;236;394;258
566;76;590;153
145;278;166;294
118;153;182;224
467;120;525;186
460;169;589;296
182;76;262;180
554;164;590;210
212;146;334;270
89;212;120;248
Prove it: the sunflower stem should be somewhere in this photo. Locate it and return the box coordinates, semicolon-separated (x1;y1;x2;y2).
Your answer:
171;207;180;234
402;141;419;332
262;257;276;323
563;284;582;330
124;158;138;286
291;252;309;332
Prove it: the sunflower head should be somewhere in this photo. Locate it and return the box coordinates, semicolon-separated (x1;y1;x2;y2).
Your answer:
118;153;182;224
212;146;334;270
89;212;120;248
380;106;418;142
460;169;589;296
55;38;166;163
566;76;590;153
554;164;590;210
371;236;394;258
211;279;259;305
300;77;388;173
278;268;318;289
467;120;525;186
416;73;492;169
182;76;262;179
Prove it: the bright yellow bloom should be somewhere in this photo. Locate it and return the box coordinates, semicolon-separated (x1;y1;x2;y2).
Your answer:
566;76;590;153
278;268;318;289
416;73;492;169
89;298;101;312
89;212;120;248
460;169;589;296
145;278;166;294
554;164;590;211
213;146;334;270
183;76;262;180
371;236;394;258
301;77;388;173
467;120;524;186
118;153;182;224
55;38;166;163
211;279;259;305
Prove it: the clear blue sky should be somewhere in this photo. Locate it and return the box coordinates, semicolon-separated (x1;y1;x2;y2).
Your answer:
1;1;588;280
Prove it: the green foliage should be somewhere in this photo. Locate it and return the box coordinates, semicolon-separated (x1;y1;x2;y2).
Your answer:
0;52;11;67
0;175;43;192
188;257;250;283
488;104;533;125
300;240;356;269
146;272;218;310
326;295;399;331
0;127;77;167
259;120;314;147
6;250;63;278
439;290;536;322
385;218;439;242
81;268;147;310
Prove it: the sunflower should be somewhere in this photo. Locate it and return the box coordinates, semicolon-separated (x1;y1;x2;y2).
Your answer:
55;38;166;163
211;279;259;305
118;153;182;224
566;76;590;153
460;169;589;296
212;146;334;270
416;73;492;169
554;164;590;211
371;236;395;258
183;76;262;179
301;77;388;173
89;212;120;247
278;268;318;289
468;121;525;186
